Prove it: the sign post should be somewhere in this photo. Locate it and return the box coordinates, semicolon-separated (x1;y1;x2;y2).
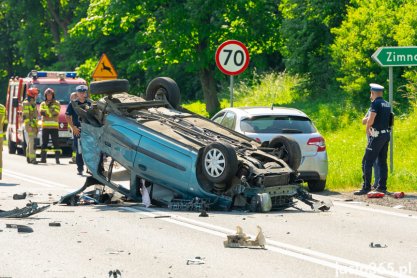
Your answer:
92;53;118;81
215;40;250;107
371;46;417;173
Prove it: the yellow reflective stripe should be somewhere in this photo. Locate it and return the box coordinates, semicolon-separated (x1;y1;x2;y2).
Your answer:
40;149;62;153
0;168;2;173
42;121;59;127
27;153;36;159
0;132;4;136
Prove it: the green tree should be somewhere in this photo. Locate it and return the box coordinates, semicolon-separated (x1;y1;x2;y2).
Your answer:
70;0;283;115
330;0;406;97
279;0;348;93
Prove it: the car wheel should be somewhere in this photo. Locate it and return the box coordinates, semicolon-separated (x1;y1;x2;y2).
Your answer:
8;138;17;154
269;136;301;170
307;179;326;192
90;79;130;95
202;142;238;184
146;77;181;109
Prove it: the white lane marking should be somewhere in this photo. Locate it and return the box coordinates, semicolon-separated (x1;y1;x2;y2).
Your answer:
4;169;70;189
122;206;413;278
333;201;417;220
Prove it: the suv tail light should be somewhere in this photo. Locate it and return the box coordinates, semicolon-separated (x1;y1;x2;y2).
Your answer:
307;136;326;152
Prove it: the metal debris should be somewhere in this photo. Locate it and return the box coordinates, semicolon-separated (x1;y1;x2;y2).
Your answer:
0;202;49;218
140;215;171;219
224;226;266;249
199;210;208;217
13;192;27;200
369;242;387;248
168;198;209;212
6;224;34;233
108;269;122;278
186;256;205;265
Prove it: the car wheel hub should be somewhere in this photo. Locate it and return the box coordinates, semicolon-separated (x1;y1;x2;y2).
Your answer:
204;148;225;177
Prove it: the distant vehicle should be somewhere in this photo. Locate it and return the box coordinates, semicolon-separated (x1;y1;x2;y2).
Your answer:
212;107;328;192
60;78;330;212
5;70;87;155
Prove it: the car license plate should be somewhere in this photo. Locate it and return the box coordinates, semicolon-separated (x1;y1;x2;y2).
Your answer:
59;130;72;138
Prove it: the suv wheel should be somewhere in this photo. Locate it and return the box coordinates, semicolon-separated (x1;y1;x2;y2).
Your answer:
308;179;326;192
146;77;181;109
201;142;238;184
269;136;301;170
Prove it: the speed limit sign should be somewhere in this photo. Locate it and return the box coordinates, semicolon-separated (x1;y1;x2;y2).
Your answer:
215;40;250;76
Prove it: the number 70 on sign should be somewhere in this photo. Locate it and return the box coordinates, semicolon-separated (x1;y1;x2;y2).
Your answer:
215;40;250;76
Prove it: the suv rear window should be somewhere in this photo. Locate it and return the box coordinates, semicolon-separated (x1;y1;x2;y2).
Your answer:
240;115;317;134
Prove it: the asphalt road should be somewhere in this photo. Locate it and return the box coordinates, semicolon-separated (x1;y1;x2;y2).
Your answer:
1;150;416;278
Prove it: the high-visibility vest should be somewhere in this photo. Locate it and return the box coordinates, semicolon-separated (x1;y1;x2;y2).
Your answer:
40;100;60;129
22;100;38;128
0;104;6;137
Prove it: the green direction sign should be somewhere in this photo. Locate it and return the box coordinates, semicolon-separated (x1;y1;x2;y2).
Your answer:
372;46;417;67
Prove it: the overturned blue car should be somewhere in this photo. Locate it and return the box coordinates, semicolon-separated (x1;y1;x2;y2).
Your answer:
60;78;330;212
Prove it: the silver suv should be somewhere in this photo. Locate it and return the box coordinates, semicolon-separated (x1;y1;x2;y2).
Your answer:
212;107;328;192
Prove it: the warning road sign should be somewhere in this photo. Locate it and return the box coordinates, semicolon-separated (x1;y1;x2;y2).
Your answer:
92;53;118;80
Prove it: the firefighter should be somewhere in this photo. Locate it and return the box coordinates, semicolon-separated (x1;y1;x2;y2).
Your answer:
0;103;7;179
40;88;61;164
22;87;39;164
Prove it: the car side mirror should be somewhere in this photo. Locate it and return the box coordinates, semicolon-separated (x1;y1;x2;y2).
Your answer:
12;97;19;108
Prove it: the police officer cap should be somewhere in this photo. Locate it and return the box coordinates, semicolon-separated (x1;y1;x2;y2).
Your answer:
76;85;88;92
369;83;384;92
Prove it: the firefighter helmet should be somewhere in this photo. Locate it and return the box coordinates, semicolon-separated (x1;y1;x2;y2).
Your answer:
44;88;55;99
27;87;39;98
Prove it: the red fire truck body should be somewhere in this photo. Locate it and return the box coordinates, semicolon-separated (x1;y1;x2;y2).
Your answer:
5;70;87;155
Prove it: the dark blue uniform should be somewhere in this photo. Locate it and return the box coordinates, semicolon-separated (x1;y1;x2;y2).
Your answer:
66;99;91;174
361;97;391;192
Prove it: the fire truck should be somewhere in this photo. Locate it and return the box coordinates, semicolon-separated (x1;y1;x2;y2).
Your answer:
5;70;87;155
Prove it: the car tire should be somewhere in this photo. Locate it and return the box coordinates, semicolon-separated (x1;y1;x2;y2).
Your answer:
8;138;17;154
269;136;301;170
201;142;238;184
308;179;326;192
90;79;130;95
145;77;181;109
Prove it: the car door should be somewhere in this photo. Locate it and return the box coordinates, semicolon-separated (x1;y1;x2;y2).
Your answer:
134;135;192;192
102;124;141;169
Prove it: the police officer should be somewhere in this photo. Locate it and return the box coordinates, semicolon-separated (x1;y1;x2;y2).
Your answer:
354;83;391;195
0;103;7;179
363;108;380;189
22;87;39;164
66;85;91;175
40;88;61;164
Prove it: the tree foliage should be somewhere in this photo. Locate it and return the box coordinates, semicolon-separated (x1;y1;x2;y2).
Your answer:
1;0;417;112
330;0;417;104
280;0;348;93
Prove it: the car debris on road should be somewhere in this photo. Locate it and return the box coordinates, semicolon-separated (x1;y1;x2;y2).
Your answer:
186;256;205;265
224;226;266;249
0;202;49;218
